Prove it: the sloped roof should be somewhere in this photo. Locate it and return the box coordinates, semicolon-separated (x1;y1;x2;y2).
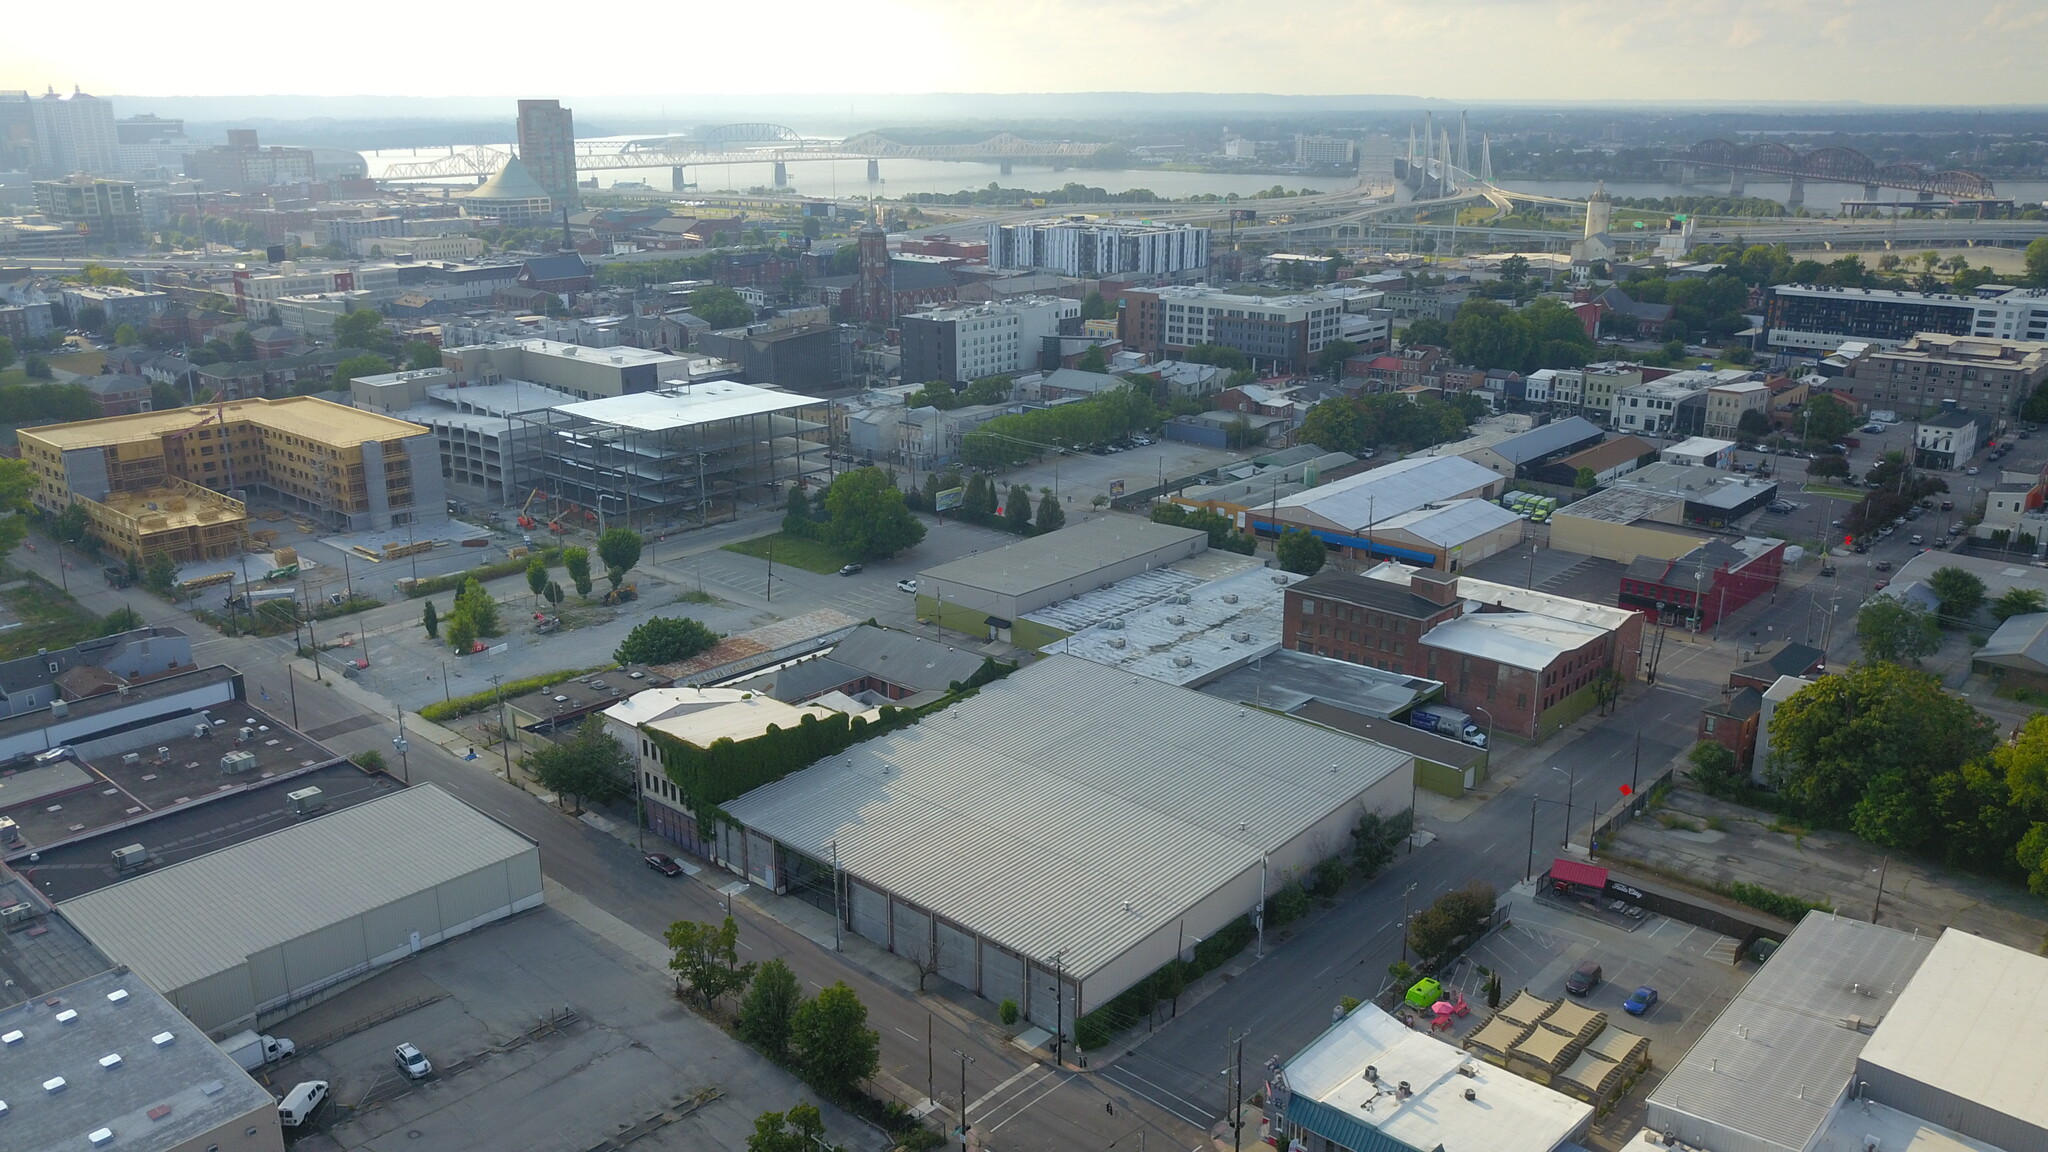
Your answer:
1488;417;1604;465
1977;611;2048;673
522;253;589;283
468;156;550;201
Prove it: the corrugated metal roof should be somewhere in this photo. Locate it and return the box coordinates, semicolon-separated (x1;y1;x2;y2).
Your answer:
721;656;1408;983
58;785;536;994
1491;417;1604;465
1857;929;2048;1139
1272;455;1500;532
1647;914;1935;1152
1374;498;1520;546
919;518;1207;598
1421;612;1607;671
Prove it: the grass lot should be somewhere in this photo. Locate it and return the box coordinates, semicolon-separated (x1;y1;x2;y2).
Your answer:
0;565;105;660
48;351;106;377
721;532;849;574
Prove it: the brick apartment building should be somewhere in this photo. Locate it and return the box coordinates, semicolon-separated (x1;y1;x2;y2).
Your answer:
1285;566;1643;740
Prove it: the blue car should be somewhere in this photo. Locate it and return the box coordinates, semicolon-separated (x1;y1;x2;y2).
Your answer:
1623;986;1658;1016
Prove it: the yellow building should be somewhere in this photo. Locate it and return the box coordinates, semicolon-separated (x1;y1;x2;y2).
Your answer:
19;396;442;562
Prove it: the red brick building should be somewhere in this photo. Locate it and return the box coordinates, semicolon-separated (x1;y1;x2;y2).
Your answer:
1698;686;1763;765
1620;539;1786;631
1285;566;1644;740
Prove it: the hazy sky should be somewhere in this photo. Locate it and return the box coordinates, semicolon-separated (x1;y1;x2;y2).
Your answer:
7;0;2048;105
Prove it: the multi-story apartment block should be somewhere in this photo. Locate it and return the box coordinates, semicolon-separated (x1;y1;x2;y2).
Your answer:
1613;378;1708;437
30;87;117;174
899;297;1080;383
516;99;580;214
987;218;1208;277
1704;379;1771;439
33;175;140;243
1293;135;1357;168
1580;362;1644;419
185;129;315;192
18;397;441;558
1121;285;1345;372
1763;284;1981;352
1840;332;2048;418
60;284;167;328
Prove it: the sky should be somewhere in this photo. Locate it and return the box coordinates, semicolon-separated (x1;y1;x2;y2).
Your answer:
6;0;2048;106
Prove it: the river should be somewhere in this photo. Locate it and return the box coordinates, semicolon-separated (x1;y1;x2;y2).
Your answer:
361;146;1340;201
1475;177;2048;214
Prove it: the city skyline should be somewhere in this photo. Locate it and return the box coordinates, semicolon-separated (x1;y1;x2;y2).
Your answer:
6;1;2048;106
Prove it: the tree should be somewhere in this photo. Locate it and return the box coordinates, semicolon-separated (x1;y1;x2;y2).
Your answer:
1276;527;1327;576
51;501;91;545
2024;236;2048;289
784;484;817;535
690;285;754;329
1856;598;1942;663
0;335;13;373
545;580;565;607
790;982;880;1099
1077;343;1109;373
738;957;803;1061
563;546;594;598
112;323;140;347
1002;483;1033;535
1300;397;1368;453
1448;299;1533;371
331;308;396;355
231;330;257;361
76;305;107;334
1314;338;1359;378
0;459;34;565
615;616;720;665
1573;467;1599;491
98;605;144;636
822;467;926;559
1928;566;1986;623
1767;662;1997;847
665;915;756;1011
1687;739;1743;796
23;354;51;380
1080;290;1112;321
1736;409;1771;439
421;600;439;639
745;1103;842;1152
596;527;643;591
1991;586;2047;621
1035;488;1066;535
331;352;393;390
1402;317;1450;349
445;611;477;655
404;340;442;371
1499;254;1531;285
1800;394;1856;445
525;556;548;602
1406;881;1495;962
1807;452;1850;479
961;472;992;525
1351;809;1412;881
523;715;634;811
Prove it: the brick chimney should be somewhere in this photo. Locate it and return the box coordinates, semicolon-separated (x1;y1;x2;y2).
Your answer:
1411;570;1462;606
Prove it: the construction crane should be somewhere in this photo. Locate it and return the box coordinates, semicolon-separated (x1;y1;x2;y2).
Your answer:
516;488;546;530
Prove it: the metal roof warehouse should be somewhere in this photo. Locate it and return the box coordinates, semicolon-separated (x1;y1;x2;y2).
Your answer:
718;655;1414;1033
57;784;542;1035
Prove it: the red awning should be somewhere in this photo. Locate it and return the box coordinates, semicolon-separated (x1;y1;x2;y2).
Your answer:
1551;858;1609;888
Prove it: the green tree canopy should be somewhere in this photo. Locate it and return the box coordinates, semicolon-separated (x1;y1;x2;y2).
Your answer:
1080;290;1112;320
822;467;926;559
2024;236;2048;289
1077;343;1109;373
526;556;549;599
1928;566;1987;622
1800;394;1857;445
1448;299;1532;370
691;285;755;329
524;716;634;812
563;546;593;598
597;527;643;590
745;1104;843;1152
1991;586;2048;621
1856;598;1942;663
1151;503;1255;554
1184;344;1250;370
1314;338;1359;377
737;958;802;1062
1407;881;1496;962
615;616;720;665
1035;488;1066;535
665;915;756;1010
1402;317;1450;348
404;340;442;371
1002;483;1033;535
791;982;880;1099
331;308;396;355
331;353;394;391
1276;527;1327;575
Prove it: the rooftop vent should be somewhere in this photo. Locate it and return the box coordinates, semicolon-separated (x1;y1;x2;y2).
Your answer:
1222;593;1239;604
105;989;128;1004
43;1076;66;1093
151;1032;173;1048
99;1053;122;1069
1168;614;1186;626
89;1128;114;1147
1;1030;21;1044
1172;655;1194;668
1107;637;1127;649
1231;631;1252;643
55;1009;78;1024
199;1080;224;1097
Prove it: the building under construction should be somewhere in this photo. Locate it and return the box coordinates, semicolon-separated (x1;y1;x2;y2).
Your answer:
510;380;828;526
17;397;442;561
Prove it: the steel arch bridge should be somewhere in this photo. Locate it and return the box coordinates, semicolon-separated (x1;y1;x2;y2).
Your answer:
1683;139;1997;199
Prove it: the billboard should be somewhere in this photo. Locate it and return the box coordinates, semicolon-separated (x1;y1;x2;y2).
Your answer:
1109;480;1125;496
1230;208;1259;222
935;486;965;512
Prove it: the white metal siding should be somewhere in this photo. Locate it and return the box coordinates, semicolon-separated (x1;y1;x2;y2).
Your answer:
850;880;889;945
891;901;932;965
981;943;1023;1009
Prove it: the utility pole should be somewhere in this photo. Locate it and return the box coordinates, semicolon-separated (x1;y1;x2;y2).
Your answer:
1047;949;1069;1067
830;839;843;952
491;674;512;781
1399;882;1416;964
951;1048;975;1149
1872;856;1890;924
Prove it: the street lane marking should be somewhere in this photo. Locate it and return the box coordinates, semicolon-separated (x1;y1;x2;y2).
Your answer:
982;1071;1070;1133
970;1064;1046;1113
1098;1065;1216;1127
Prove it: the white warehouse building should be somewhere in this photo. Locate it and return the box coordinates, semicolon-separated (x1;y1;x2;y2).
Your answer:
718;656;1415;1033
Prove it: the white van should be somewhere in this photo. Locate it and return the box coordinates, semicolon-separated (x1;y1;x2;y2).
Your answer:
277;1080;329;1128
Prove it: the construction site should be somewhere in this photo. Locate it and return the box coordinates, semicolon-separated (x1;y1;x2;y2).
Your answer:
17;397;445;563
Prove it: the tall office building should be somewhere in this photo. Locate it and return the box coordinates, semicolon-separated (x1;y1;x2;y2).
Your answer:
0;91;35;170
516;99;579;214
31;86;117;175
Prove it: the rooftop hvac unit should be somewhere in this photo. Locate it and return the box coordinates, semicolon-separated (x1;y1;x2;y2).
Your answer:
1108;637;1127;649
1104;618;1124;630
1222;593;1240;604
1172;655;1194;668
1171;594;1191;604
1231;631;1252;643
237;727;255;743
192;724;209;739
1168;614;1186;626
1;901;39;926
287;787;326;816
121;752;140;766
220;750;258;775
49;699;69;718
112;843;150;871
0;815;18;845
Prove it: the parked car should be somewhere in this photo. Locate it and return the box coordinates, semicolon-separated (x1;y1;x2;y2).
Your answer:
644;852;683;877
897;578;919;593
1942;500;1955;511
393;1042;433;1079
838;563;863;576
1875;560;1893;572
1910;534;1923;545
1565;960;1603;997
1623;986;1660;1016
1967;466;1981;475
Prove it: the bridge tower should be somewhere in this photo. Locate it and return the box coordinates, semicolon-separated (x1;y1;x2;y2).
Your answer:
1787;176;1805;208
867;159;880;182
1440;128;1456;192
1479;135;1494;182
1728;169;1743;196
772;161;788;187
1458;111;1470;176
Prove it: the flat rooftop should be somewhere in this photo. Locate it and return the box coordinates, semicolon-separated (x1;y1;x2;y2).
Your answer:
93;485;244;531
1051;564;1305;687
1200;649;1447;725
0;968;278;1152
0;870;111;999
920;517;1207;598
14;759;395;902
21;395;429;450
0;665;240;750
1281;1003;1590;1152
553;380;824;430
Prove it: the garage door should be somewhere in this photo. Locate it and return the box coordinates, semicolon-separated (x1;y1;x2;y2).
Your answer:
981;944;1023;1010
891;902;932;965
849;881;890;946
744;830;777;890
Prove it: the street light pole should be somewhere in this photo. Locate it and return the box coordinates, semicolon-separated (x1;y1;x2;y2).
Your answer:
1526;796;1542;882
1550;765;1577;850
1871;856;1890;924
830;839;843;952
1399;882;1417;964
951;1048;975;1148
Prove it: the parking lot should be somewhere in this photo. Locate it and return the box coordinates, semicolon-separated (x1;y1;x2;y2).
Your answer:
1455;882;1759;1142
271;907;882;1152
